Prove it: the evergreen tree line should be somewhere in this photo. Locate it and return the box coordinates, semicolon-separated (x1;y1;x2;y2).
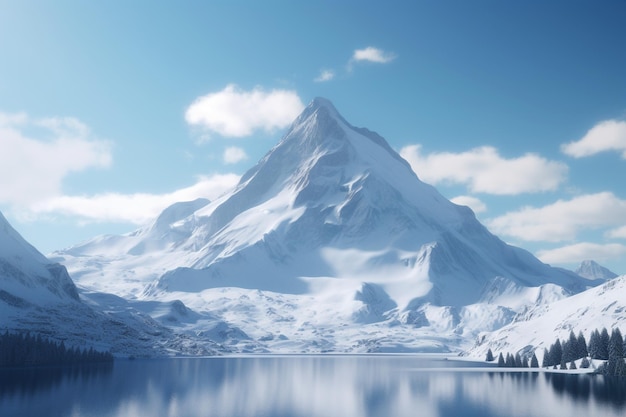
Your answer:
542;330;589;368
0;331;113;367
491;350;539;369
486;327;626;377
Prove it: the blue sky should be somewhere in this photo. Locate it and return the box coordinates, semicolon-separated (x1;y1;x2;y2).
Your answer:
1;1;625;274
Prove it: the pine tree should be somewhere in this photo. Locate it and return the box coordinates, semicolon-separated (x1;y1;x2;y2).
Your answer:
0;331;113;367
567;330;578;361
577;331;588;359
607;328;624;376
562;339;572;363
570;361;577;370
615;358;626;377
486;348;494;362
498;353;505;367
611;328;624;359
506;353;515;367
530;353;539;368
542;348;551;368
588;329;599;359
599;328;610;360
514;352;523;368
580;357;590;369
550;339;563;366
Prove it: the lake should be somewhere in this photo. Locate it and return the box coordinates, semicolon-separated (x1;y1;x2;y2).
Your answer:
1;355;625;417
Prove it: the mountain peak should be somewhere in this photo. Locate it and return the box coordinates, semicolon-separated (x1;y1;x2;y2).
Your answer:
0;210;79;301
0;211;49;266
575;260;618;280
281;98;410;171
284;97;347;145
310;96;338;112
300;97;341;120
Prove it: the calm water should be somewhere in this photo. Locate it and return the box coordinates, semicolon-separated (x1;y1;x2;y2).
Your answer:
1;355;626;417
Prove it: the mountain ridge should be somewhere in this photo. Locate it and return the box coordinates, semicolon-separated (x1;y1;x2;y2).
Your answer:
51;98;603;353
0;210;224;357
0;211;79;303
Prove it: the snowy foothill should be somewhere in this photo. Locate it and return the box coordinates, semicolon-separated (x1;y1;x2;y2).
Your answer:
469;274;626;362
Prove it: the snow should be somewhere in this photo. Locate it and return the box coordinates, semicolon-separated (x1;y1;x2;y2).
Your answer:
469;274;626;361
3;98;616;357
575;259;618;280
0;210;226;357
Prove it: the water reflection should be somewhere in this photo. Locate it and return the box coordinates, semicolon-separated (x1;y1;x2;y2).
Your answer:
546;372;626;408
1;356;625;417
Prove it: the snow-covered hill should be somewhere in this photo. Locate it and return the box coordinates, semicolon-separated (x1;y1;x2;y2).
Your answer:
469;274;626;360
52;98;603;353
0;211;224;357
0;211;78;305
574;260;618;280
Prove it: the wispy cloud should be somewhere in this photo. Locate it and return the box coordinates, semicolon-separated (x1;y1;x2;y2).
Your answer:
314;69;335;83
561;119;626;159
185;84;304;139
0;112;112;206
487;192;626;242
351;47;396;64
223;146;248;164
607;225;626;239
400;145;568;195
537;242;626;265
29;174;240;224
450;195;487;214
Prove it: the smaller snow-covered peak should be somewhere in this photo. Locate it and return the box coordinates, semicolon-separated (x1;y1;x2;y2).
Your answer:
153;198;210;231
0;211;50;268
0;210;79;302
575;260;618;280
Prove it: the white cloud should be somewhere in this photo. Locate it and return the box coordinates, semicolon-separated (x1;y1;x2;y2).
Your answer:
400;145;568;195
607;225;626;239
537;243;626;265
450;195;487;214
37;116;91;138
487;192;626;242
0;112;28;125
314;69;335;82
29;174;240;224
0;112;112;206
561;119;626;158
185;84;304;138
352;47;396;64
223;146;248;164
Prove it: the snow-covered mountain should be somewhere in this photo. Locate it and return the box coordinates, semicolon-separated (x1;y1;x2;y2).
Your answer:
574;260;618;280
470;273;626;360
0;211;223;357
53;98;602;353
1;211;79;307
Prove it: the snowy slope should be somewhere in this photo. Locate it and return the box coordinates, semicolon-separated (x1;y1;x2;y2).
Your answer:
574;260;618;280
0;211;225;357
52;98;602;353
469;274;626;360
0;211;79;305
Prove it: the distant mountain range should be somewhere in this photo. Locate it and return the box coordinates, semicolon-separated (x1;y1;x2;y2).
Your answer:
3;98;620;356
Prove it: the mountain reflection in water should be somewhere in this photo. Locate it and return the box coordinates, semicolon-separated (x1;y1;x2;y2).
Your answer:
1;356;625;417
